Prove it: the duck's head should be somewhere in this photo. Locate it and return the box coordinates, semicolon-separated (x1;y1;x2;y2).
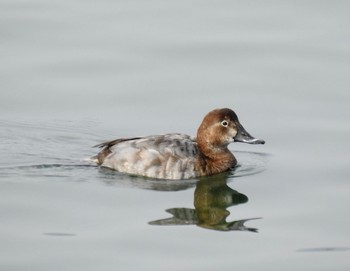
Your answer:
197;108;265;149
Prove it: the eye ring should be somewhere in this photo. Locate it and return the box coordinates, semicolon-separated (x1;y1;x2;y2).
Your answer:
221;120;228;127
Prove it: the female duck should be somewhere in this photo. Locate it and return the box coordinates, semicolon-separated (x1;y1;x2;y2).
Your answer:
94;108;264;180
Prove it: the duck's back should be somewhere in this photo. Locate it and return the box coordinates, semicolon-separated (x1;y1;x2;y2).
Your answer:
96;133;200;179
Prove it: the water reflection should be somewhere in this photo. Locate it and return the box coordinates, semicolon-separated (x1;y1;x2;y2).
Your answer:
149;173;261;232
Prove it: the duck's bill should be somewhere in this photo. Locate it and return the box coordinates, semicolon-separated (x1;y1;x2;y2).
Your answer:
234;123;265;145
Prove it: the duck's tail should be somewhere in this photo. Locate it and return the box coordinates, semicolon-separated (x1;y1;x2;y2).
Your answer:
82;156;99;164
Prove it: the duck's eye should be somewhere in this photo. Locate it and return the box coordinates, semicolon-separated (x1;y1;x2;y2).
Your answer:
221;120;228;127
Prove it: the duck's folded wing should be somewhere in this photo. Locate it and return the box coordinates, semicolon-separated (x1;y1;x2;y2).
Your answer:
94;137;142;149
93;137;142;165
93;134;199;179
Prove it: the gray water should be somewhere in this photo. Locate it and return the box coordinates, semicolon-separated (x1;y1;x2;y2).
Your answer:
1;0;350;270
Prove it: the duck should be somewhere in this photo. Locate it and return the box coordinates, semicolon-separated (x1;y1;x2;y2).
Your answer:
93;108;265;180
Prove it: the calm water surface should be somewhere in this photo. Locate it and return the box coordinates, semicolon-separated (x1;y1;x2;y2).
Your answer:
1;0;350;270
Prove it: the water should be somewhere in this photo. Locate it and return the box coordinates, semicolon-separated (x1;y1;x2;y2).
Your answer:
1;0;350;270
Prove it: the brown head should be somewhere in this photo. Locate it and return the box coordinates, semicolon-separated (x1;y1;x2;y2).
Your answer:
197;108;265;158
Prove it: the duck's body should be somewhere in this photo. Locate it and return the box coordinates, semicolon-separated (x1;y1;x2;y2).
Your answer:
96;134;200;179
94;108;264;180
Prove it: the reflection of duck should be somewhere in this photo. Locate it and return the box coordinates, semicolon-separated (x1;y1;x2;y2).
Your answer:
149;173;260;232
93;108;264;179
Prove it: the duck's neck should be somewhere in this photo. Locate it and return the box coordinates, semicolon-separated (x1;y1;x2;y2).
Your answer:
196;142;237;176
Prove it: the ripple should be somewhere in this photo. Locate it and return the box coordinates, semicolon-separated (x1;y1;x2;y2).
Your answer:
43;232;77;237
297;247;350;253
230;151;271;178
0;163;97;180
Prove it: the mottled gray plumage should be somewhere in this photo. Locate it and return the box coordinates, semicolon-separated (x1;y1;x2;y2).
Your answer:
96;134;200;179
